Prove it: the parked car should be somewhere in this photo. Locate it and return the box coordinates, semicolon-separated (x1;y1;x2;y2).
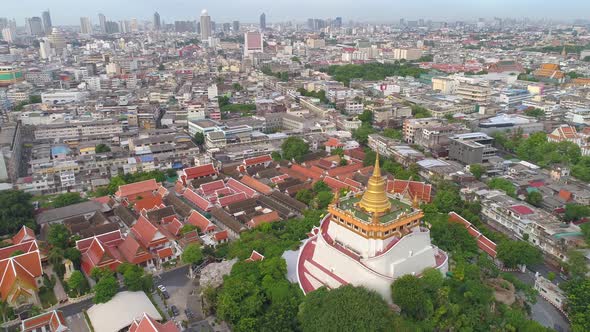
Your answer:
157;285;167;292
161;290;170;299
170;305;179;316
184;308;193;318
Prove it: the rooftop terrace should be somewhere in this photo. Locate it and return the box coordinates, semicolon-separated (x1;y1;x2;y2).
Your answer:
337;195;413;224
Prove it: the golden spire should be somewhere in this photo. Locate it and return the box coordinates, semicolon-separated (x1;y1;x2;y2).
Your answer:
358;152;391;215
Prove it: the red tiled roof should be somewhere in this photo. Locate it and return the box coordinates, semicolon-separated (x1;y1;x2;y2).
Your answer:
448;212;497;258
325;137;343;148
326;162;364;178
0;241;39;260
290;164;323;181
117;235;153;265
134;194;164;213
200;180;225;196
213;230;228;242
183;164;217;180
246;250;265;262
0;249;43;301
183;189;211;211
558;189;572;202
323;176;361;193
240;175;273;195
166;218;184;237
387;179;432;203
226;178;257;198
21;310;68;332
248;211;281;228
244;154;272;167
11;226;36;245
76;230;123;252
132;216;168;248
129;313;180;332
157;247;174;259
510;205;535;215
219;192;248;207
115;179;159;199
187;210;216;233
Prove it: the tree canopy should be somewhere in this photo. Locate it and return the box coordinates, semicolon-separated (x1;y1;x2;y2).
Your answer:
0;190;36;236
469;164;486;180
323;62;427;86
93;275;118;303
487;178;517;197
52;192;86;208
298;285;396;332
496;240;542;268
280;137;310;162
95;144;111;153
182;243;203;265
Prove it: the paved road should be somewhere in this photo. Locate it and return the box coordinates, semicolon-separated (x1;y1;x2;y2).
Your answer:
60;266;191;318
510;271;570;332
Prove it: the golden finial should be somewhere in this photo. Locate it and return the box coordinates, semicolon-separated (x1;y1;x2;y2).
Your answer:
412;194;420;208
358;151;391;215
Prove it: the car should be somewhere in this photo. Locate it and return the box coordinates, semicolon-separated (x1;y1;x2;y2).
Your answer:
157;285;167;292
170;305;179;316
161;290;170;299
184;308;193;318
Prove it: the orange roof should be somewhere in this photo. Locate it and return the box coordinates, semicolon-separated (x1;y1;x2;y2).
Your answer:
129;313;180;332
115;179;159;199
248;211;281;228
213;230;228;242
244;154;272;167
246;250;265;262
157;247;174;259
387;179;433;203
558;189;572;202
182;164;217;180
240;175;273;195
117;235;152;265
325;137;344;148
12;226;36;245
187;210;216;233
0;249;42;302
134;194;164;213
132;216;168;248
21;310;68;332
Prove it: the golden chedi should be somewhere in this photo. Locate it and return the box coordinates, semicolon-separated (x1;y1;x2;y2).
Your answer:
358;152;391;215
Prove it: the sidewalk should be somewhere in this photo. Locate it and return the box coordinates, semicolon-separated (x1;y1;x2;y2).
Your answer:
43;265;67;302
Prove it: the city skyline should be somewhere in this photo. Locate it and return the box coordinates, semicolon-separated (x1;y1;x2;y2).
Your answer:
3;0;590;26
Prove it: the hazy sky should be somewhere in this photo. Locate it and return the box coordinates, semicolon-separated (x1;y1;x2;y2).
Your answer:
5;0;590;25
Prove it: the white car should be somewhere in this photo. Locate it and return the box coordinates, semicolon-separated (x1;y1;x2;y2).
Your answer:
157;285;167;292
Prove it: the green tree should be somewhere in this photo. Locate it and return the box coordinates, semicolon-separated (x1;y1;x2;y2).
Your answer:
524;108;545;118
67;270;85;296
382;128;403;140
469;164;486;180
295;189;313;205
52;192;86;208
563;278;590;331
90;267;114;281
180;223;198;235
47;224;71;249
352;124;376;146
563;250;589;281
157;64;165;71
357;110;373;124
564;203;590;222
193;132;205;146
281;137;309;162
0;190;36;236
95;144;111;153
487;178;516;197
497;240;542;268
391;274;433;320
314;191;334;209
183;243;203;278
117;263;148;291
271;151;281;161
526;191;543;207
93;275;118;303
64;247;82;267
312;181;331;193
298;285;395;332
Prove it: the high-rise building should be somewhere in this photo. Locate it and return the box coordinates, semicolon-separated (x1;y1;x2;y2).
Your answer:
39;38;51;59
28;17;44;36
42;10;52;33
47;28;66;54
80;17;92;35
232;20;240;33
98;13;106;33
153;12;161;31
200;9;211;41
105;21;119;34
244;31;263;56
334;17;343;29
0;18;8;30
1;28;14;43
259;13;266;31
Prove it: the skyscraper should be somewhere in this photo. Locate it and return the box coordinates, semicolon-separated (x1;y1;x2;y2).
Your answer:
28;17;44;36
99;13;106;33
260;13;266;31
232;21;240;34
80;17;92;35
42;10;52;33
334;17;343;29
153;12;161;31
200;9;211;41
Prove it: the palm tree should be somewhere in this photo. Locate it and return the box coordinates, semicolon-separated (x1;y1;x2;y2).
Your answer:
0;300;9;323
48;247;64;267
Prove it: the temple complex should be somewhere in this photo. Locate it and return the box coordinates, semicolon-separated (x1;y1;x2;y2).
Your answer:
296;153;448;301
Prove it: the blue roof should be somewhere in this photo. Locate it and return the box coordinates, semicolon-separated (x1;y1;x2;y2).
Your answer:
140;155;154;162
172;162;183;169
51;146;70;155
